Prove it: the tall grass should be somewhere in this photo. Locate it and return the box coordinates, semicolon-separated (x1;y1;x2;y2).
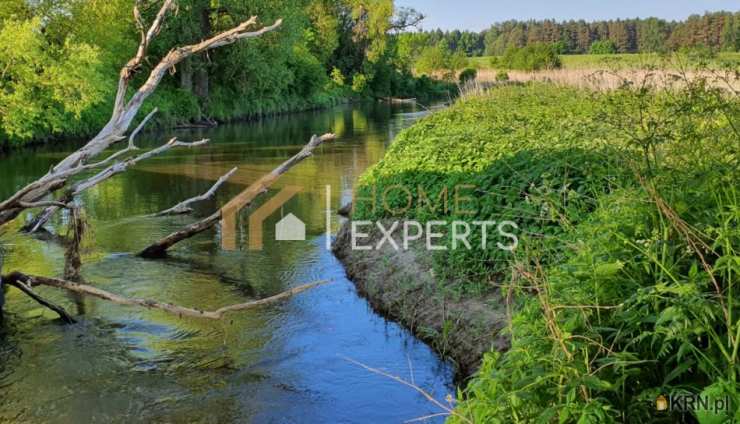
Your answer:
474;67;740;92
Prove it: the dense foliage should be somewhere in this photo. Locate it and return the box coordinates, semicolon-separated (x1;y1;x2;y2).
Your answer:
0;0;447;146
354;76;739;422
413;41;468;80
458;68;477;84
589;39;618;55
494;43;562;71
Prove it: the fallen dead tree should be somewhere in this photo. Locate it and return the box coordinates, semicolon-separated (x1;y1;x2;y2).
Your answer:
2;131;336;321
24;135;209;232
139;133;335;258
0;1;334;323
2;272;327;321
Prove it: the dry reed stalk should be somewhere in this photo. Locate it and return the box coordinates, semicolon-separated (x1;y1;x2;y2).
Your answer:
472;68;740;92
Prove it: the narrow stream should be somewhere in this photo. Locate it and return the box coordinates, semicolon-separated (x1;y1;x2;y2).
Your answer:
0;102;454;423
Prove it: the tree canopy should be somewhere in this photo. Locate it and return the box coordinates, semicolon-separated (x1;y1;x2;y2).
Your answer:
399;11;740;57
0;0;439;146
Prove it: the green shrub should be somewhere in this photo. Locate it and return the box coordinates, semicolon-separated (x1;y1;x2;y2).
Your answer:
590;39;618;54
458;68;477;84
0;18;110;144
495;71;509;82
500;43;562;71
330;67;345;86
351;73;368;94
415;42;469;81
552;40;569;54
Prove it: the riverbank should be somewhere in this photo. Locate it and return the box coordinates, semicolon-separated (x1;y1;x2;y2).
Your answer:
332;219;509;380
0;84;453;153
333;80;739;422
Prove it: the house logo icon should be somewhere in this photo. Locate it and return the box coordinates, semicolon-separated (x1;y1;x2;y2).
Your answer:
220;183;333;251
275;213;306;241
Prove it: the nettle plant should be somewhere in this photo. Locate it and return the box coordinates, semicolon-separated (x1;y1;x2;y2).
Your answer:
449;67;739;423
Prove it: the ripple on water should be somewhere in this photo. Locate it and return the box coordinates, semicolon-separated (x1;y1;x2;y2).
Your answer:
0;102;454;423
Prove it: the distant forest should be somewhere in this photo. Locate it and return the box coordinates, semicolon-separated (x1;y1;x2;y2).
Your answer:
403;11;740;56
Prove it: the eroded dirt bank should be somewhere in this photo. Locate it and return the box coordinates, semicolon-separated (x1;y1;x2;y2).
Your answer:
332;219;510;380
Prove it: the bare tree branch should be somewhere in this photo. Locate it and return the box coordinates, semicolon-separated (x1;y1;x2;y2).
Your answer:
4;277;76;323
139;133;335;258
81;108;159;171
155;167;238;216
390;7;425;32
342;356;472;424
25;138;209;233
74;138;209;195
118;17;283;137
3;272;327;321
127;108;158;148
18;200;71;209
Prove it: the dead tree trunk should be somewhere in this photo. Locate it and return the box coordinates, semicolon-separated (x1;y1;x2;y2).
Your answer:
2;272;327;321
63;208;86;282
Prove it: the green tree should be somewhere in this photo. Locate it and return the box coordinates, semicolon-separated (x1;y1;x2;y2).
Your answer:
0;18;108;142
589;39;617;54
414;42;467;80
500;43;561;71
720;14;738;51
638;17;668;52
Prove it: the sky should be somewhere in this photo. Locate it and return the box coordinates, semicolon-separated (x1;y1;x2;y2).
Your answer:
395;0;740;31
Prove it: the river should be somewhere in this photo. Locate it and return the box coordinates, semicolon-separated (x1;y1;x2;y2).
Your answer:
0;102;454;423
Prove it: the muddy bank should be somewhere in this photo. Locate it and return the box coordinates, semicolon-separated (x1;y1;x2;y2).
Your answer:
332;218;510;380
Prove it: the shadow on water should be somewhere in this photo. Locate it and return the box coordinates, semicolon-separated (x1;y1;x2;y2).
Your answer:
0;102;455;423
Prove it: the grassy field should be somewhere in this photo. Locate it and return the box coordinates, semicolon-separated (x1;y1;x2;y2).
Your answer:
469;52;740;70
354;81;739;422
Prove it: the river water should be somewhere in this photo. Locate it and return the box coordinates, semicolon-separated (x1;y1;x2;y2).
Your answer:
0;103;454;423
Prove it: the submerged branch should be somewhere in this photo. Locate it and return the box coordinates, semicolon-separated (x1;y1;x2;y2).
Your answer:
139;133;335;258
4;277;76;323
3;272;328;321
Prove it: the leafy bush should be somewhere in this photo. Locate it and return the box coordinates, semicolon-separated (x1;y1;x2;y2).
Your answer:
351;73;368;94
458;68;477;84
330;67;345;86
495;71;510;82
552;40;569;54
500;43;562;71
415;42;469;81
0;18;109;143
590;39;618;54
356;85;621;292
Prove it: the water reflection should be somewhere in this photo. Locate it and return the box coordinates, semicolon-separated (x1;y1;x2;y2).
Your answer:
0;103;454;422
